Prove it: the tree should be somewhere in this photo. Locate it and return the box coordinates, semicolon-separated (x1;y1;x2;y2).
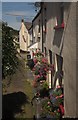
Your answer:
2;22;19;79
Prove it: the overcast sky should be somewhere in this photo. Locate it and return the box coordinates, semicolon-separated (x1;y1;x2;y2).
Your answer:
2;2;37;30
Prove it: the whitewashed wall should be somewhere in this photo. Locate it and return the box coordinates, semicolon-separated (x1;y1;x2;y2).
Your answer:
19;21;29;51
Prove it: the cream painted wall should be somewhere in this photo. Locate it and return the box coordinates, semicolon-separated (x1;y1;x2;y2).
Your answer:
19;22;29;51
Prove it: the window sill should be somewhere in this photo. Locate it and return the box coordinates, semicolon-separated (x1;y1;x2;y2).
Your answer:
54;23;64;30
43;31;46;34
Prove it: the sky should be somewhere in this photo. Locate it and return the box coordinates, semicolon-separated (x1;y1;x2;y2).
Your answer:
2;2;37;30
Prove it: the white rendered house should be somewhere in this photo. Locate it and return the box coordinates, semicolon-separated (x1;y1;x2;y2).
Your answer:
19;19;30;52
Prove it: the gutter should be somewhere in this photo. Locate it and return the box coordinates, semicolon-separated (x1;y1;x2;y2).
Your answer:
32;8;42;23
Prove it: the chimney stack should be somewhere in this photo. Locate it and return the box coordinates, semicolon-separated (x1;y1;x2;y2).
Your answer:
21;19;24;23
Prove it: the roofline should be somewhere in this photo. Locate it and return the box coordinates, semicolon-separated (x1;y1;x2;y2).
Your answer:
28;41;38;48
28;24;33;31
32;8;42;23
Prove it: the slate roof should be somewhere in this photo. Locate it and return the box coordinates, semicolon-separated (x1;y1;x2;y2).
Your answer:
24;22;32;30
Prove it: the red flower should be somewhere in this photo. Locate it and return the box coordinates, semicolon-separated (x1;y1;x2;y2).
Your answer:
61;22;64;28
32;51;35;56
37;75;40;78
34;53;36;56
59;104;64;115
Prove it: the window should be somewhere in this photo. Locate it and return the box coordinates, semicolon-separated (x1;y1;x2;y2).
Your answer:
44;7;47;33
32;30;35;43
38;20;40;33
43;8;47;43
49;50;52;64
44;19;47;33
37;37;40;42
38;21;40;42
48;50;53;88
54;3;64;29
44;47;47;56
54;54;63;87
49;50;53;88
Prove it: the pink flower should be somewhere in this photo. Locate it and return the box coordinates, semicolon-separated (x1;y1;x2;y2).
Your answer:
55;96;59;99
36;75;40;78
56;85;61;88
33;58;38;64
41;58;48;63
59;94;64;98
56;94;64;99
44;68;47;71
57;108;60;113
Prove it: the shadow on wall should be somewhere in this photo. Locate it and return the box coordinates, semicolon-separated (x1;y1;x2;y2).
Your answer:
2;92;29;120
53;29;64;48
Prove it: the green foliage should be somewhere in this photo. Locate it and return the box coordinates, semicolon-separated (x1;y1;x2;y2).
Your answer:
42;81;49;90
50;87;64;106
42;98;53;114
52;89;62;97
2;22;19;79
